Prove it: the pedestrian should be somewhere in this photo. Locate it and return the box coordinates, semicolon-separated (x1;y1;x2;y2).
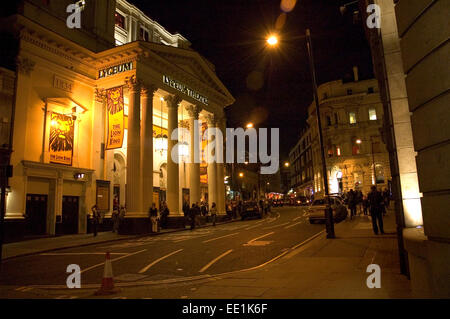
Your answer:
112;206;119;233
91;205;99;237
190;203;198;230
149;203;159;233
362;195;369;215
348;189;357;219
160;202;169;229
356;190;363;215
383;188;390;211
368;186;385;235
210;202;217;226
258;198;264;216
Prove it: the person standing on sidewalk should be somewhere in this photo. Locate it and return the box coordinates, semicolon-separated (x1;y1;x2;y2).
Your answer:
91;205;99;237
348;189;356;219
210;202;217;226
368;186;385;235
112;206;119;233
149;203;159;233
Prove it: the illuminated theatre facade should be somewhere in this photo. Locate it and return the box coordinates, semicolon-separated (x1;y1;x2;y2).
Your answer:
4;0;234;238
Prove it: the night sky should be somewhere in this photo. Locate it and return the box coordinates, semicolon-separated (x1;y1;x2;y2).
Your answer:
130;0;373;160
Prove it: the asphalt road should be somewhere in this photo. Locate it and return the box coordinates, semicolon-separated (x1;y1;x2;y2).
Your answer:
0;206;325;298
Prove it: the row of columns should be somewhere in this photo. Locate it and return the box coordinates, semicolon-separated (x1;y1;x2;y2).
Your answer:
124;76;226;217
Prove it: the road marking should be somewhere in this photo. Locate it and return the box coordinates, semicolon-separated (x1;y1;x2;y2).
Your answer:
245;224;260;230
41;252;127;256
199;249;233;273
285;221;303;229
138;249;184;274
263;222;290;230
293;216;302;221
81;249;147;274
202;232;239;243
246;231;275;244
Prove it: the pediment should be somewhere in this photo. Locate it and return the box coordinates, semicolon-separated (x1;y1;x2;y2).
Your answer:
141;43;233;102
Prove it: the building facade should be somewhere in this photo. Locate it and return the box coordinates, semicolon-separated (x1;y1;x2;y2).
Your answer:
1;0;234;240
288;125;313;199
307;73;391;198
360;0;449;298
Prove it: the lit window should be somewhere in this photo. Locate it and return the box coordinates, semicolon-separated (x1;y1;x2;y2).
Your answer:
369;108;377;120
115;12;125;29
336;146;341;156
349;112;356;124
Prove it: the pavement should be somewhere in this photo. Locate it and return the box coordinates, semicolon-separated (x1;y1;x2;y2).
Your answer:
0;207;415;299
178;208;413;299
1;217;237;260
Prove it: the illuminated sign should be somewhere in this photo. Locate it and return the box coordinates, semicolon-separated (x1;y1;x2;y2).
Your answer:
99;62;133;79
105;86;125;149
49;112;74;166
163;75;208;105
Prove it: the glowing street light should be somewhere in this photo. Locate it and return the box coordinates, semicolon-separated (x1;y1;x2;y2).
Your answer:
356;139;362;144
284;162;290;167
239;172;244;178
246;122;254;129
267;34;279;46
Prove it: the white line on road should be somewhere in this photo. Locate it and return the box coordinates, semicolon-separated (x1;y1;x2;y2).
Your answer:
246;231;275;244
138;249;184;274
293;216;302;221
263;222;290;230
81;249;147;274
41;252;128;256
284;221;303;229
199;249;233;273
245;224;260;230
202;233;239;243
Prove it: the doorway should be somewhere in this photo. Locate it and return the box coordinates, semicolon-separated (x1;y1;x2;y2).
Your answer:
25;194;48;236
62;196;79;234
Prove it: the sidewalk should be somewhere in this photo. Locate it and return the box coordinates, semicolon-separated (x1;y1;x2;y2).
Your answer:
187;209;414;298
2;218;237;260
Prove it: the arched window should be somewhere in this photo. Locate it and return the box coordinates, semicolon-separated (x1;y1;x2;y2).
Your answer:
375;164;385;184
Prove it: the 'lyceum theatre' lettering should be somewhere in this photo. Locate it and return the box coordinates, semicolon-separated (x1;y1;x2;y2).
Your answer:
99;62;133;79
163;75;209;105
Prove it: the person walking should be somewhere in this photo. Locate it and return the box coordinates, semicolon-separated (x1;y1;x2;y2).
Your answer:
368;186;385;235
362;195;369;215
210;202;217;226
149;203;159;233
91;205;99;237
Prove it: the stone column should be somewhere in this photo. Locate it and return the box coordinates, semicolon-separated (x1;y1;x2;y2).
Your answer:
125;76;142;214
186;105;202;206
165;95;182;215
216;116;226;215
140;83;157;212
205;114;217;210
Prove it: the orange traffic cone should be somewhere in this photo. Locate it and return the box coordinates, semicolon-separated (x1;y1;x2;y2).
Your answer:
95;252;120;295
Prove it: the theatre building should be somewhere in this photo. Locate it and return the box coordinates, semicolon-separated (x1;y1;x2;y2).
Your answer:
1;0;234;241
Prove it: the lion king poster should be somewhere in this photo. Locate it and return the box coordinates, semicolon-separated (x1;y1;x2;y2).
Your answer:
49;112;74;165
106;86;124;149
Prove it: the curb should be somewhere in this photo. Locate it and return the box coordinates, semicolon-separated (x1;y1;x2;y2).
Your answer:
3;218;239;261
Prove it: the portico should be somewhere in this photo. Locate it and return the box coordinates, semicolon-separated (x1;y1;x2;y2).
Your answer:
94;41;234;233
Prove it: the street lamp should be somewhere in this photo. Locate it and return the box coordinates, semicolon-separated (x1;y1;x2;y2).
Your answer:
356;137;377;185
284;162;290;167
246;122;254;129
239;172;244;178
266;35;279;46
266;28;335;238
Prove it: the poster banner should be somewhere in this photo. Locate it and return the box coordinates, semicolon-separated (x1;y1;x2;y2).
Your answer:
106;86;124;149
200;121;208;184
49;112;74;165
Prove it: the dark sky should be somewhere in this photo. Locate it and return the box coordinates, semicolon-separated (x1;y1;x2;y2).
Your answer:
130;0;373;160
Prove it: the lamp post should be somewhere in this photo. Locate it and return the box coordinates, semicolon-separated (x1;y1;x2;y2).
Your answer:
266;30;335;238
356;137;377;185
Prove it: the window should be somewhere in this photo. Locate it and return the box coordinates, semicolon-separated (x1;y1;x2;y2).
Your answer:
334;113;338;124
140;27;149;41
369;108;377;120
368;87;374;94
375;164;385;184
336;146;341;156
349;112;357;124
115;12;125;29
347;89;353;95
326;115;331;126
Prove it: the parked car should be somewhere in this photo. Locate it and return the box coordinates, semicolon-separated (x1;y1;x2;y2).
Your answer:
307;197;348;224
240;201;262;220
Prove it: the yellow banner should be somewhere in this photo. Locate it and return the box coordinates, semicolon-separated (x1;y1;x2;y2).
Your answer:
200;121;208;184
49;112;74;165
106;86;124;149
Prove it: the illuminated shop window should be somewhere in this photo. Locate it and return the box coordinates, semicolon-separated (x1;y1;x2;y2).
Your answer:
369;108;377;120
349;112;356;124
